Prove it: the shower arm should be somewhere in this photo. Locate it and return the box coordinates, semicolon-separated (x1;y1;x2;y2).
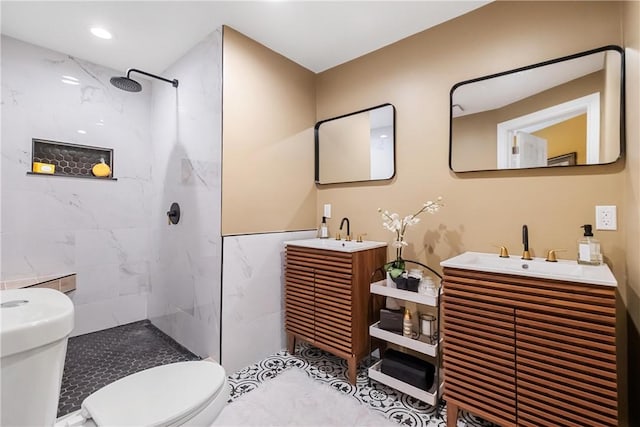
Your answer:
127;68;179;88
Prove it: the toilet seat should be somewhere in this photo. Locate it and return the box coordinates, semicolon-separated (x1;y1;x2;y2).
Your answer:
78;361;226;426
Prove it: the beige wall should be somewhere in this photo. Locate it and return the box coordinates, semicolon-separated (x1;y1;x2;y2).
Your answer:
623;0;640;424
221;27;317;235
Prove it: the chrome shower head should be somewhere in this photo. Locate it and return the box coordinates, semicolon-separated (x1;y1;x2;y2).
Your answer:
110;68;178;92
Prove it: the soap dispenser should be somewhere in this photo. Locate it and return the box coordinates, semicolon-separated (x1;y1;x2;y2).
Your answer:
318;216;329;239
577;224;602;265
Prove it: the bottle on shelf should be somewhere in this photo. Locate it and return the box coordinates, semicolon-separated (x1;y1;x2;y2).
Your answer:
403;307;412;337
418;275;436;296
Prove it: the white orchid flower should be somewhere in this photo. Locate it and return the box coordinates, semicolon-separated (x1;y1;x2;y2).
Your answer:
381;211;402;232
379;196;443;264
383;221;400;232
403;215;420;226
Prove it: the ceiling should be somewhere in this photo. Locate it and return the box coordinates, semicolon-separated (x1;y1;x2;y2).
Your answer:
1;1;489;74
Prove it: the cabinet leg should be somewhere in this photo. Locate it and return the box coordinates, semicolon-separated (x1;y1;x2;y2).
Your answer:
446;401;459;427
287;333;296;354
347;357;357;385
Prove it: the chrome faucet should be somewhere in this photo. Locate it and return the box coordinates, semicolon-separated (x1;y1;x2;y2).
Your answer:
340;217;351;241
522;225;532;260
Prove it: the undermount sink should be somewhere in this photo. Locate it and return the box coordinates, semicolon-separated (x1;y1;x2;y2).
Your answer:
284;238;386;253
440;251;617;286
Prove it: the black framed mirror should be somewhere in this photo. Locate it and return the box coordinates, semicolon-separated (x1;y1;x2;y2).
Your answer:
315;103;395;184
449;45;625;172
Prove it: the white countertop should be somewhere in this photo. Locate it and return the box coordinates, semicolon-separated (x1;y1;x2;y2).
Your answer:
284;238;386;253
441;251;617;287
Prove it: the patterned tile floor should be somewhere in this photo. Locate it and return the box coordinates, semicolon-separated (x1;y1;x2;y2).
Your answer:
228;342;496;427
58;320;200;417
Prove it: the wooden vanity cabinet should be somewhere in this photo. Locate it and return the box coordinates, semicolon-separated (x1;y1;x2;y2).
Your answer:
443;267;618;427
285;244;386;385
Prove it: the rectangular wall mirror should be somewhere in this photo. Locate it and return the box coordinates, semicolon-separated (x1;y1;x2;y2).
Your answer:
449;45;625;172
315;103;395;184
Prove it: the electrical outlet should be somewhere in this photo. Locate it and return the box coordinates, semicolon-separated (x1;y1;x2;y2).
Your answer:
596;205;617;230
323;204;332;218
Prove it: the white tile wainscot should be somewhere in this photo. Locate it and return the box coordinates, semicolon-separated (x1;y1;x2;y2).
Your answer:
221;230;316;374
368;279;443;406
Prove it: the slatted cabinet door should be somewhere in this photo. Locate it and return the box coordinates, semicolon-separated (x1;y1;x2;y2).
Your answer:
284;249;315;343
443;276;517;426
314;256;353;355
516;308;617;426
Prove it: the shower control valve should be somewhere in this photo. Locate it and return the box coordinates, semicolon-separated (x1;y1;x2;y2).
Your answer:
167;202;180;225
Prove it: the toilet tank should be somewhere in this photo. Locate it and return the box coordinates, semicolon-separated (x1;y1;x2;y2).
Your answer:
1;288;74;426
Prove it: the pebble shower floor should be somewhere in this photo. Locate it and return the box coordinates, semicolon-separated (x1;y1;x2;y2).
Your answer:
57;320;199;417
59;321;494;426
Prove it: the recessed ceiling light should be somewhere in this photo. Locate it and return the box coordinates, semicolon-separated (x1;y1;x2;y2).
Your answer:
77;130;87;134
90;27;112;40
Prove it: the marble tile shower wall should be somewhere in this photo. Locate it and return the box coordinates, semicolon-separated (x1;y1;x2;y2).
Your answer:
146;30;223;360
1;36;152;335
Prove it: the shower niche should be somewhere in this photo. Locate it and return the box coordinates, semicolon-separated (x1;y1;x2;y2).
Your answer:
28;138;115;180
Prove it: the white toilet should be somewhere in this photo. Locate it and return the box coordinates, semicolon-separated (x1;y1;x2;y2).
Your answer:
1;288;230;427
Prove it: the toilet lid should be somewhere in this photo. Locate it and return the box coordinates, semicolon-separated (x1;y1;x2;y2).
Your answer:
82;361;226;427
